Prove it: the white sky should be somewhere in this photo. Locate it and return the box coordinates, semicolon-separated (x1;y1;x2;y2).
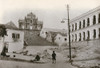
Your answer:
0;0;100;29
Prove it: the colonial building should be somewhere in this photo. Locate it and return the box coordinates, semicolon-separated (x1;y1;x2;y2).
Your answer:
40;28;67;39
40;28;67;46
18;12;43;30
69;6;100;47
0;22;24;53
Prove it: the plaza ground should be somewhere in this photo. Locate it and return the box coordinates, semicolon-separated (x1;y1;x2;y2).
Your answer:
0;46;77;68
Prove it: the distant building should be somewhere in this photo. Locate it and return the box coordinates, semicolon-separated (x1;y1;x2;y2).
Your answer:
40;28;68;46
0;21;24;53
40;28;67;39
46;31;58;43
18;12;44;45
69;6;100;47
18;12;43;30
55;33;67;47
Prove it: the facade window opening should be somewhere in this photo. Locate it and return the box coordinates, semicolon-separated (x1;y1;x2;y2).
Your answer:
79;21;81;29
83;20;85;28
98;13;100;23
65;38;67;41
12;33;20;39
19;23;22;28
87;18;90;26
45;32;47;34
12;33;15;38
87;31;90;40
72;35;73;42
93;29;96;39
79;33;81;41
72;24;74;31
72;35;74;42
17;34;20;39
75;34;77;41
59;37;60;39
93;15;96;25
99;28;100;38
75;23;77;30
83;32;85;40
12;33;20;42
31;20;32;23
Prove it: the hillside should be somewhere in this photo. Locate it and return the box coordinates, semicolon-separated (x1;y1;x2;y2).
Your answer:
24;30;56;46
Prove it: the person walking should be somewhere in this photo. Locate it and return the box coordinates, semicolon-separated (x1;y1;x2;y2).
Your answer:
52;51;56;63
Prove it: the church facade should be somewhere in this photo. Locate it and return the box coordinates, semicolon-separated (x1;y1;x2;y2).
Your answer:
18;12;43;45
18;12;43;30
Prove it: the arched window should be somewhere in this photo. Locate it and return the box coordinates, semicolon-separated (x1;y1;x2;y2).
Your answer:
83;32;85;40
93;15;96;25
79;21;81;29
99;28;100;38
72;34;74;42
83;20;85;28
79;33;81;41
75;23;77;30
87;31;90;40
93;29;96;39
98;13;100;23
75;34;77;41
72;24;74;31
87;18;90;26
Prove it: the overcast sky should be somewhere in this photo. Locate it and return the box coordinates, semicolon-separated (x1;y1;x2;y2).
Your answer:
0;0;100;29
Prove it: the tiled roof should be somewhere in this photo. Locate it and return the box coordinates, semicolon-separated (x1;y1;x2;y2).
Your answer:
5;21;18;29
0;21;18;30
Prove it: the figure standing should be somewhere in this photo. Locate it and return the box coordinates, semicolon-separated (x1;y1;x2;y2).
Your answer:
52;51;56;63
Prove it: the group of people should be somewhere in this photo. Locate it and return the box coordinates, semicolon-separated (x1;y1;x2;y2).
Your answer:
34;51;56;64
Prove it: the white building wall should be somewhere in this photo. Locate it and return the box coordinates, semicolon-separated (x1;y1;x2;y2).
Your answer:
70;8;100;44
55;34;67;47
5;29;24;52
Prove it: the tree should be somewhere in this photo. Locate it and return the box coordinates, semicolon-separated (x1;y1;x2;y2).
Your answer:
0;25;7;37
0;25;7;56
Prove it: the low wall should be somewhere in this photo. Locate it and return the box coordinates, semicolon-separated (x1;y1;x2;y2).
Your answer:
8;42;24;52
70;39;100;48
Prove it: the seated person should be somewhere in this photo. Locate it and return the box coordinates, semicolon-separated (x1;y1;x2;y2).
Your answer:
33;54;40;62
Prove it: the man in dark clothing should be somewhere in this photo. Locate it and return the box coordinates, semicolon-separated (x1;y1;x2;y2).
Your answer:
52;51;56;63
1;46;6;57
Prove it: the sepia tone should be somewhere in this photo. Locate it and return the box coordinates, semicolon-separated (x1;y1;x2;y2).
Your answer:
0;0;100;68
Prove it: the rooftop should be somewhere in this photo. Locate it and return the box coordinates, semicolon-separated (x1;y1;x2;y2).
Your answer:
0;21;19;30
71;6;100;22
